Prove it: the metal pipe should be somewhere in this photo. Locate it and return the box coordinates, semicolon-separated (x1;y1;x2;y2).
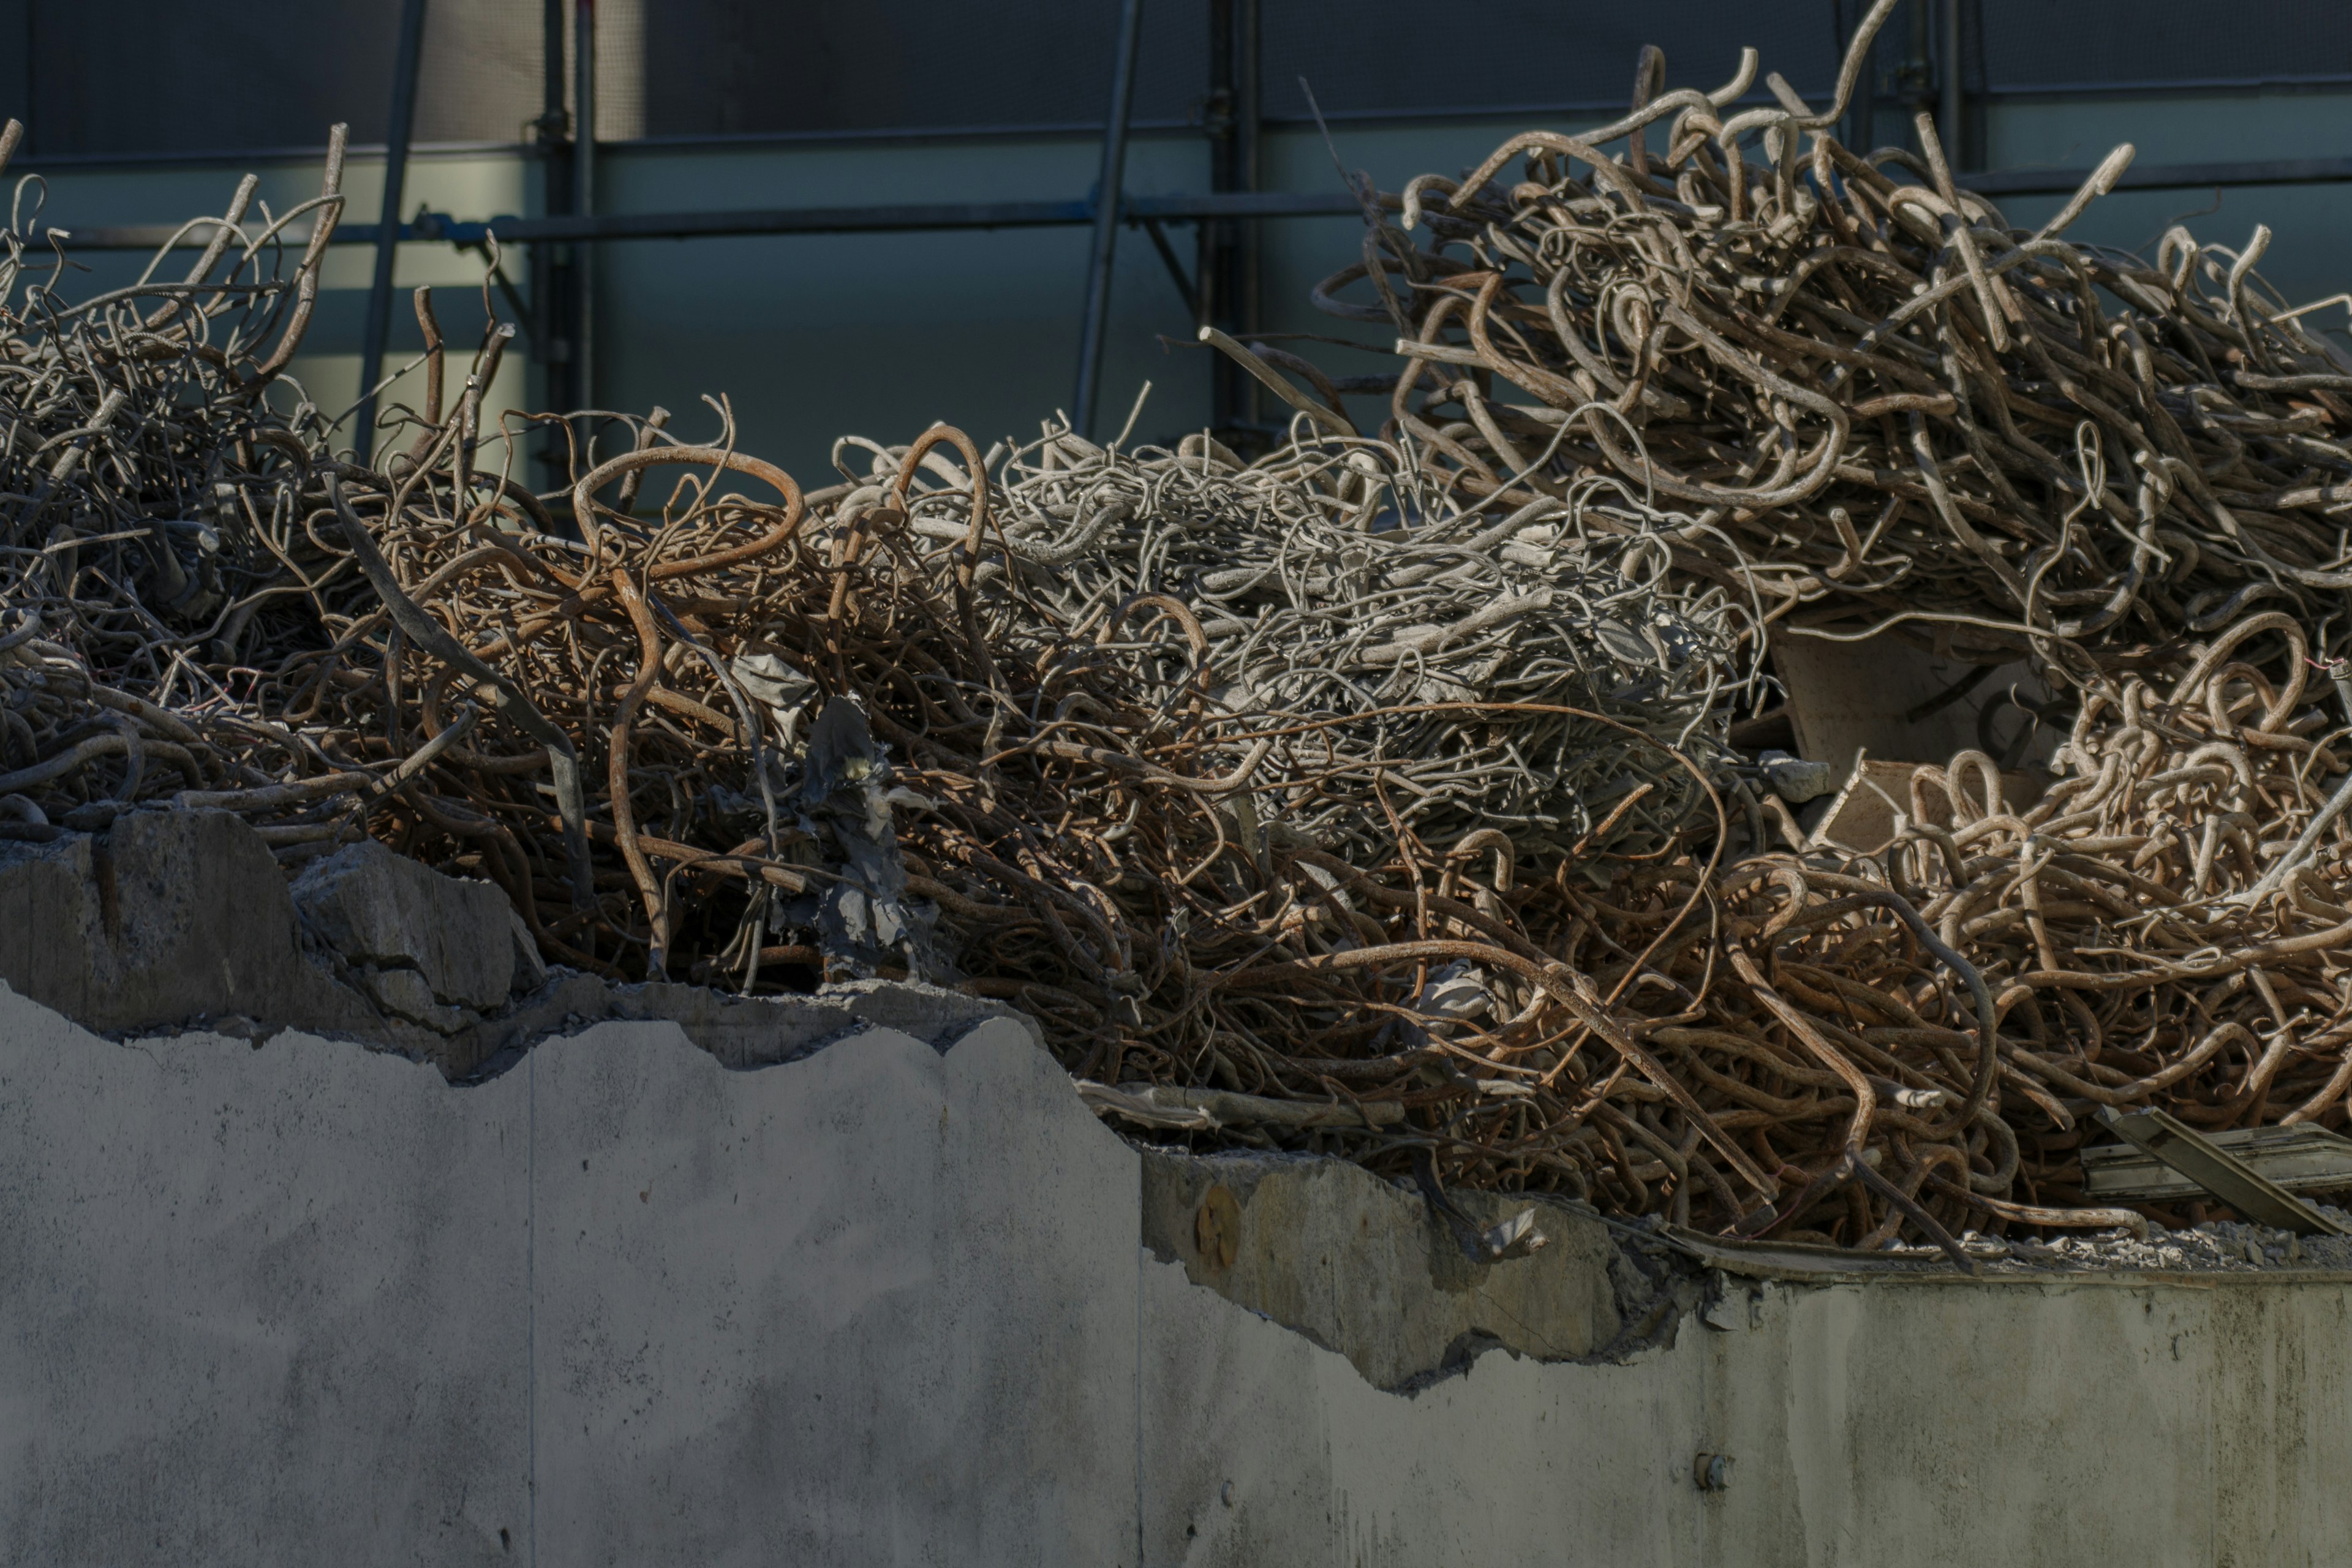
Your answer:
541;0;567;137
354;0;429;464
1234;0;1262;434
40;190;1371;253
535;0;576;485
1202;0;1240;429
574;0;597;416
1071;0;1145;439
1940;0;1964;171
66;143;2352;260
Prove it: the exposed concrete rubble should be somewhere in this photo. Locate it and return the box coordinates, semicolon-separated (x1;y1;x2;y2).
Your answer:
1142;1150;1639;1389
0;810;1032;1080
293;840;543;1028
0;807;378;1041
1916;1213;2352;1273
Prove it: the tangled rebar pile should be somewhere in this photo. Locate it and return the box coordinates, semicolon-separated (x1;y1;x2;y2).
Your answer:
846;411;1752;862
1547;620;2352;1246
0;105;1757;1114
1316;0;2352;690
12;5;2352;1256
1;125;353;843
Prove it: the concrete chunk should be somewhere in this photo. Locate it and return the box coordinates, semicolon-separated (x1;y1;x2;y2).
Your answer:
0;807;373;1038
0;809;1031;1084
292;840;518;1012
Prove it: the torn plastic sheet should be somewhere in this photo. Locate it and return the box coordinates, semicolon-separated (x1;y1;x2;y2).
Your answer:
775;696;955;984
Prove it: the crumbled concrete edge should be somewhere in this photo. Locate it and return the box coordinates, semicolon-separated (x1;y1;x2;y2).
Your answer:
1136;1144;1704;1392
1125;1137;2352;1391
1593;1218;1711;1359
444;970;1039;1084
1673;1212;2352;1285
0;810;1036;1082
1925;1214;2352;1275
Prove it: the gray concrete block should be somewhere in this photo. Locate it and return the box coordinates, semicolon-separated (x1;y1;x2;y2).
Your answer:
0;809;373;1039
290;839;520;1013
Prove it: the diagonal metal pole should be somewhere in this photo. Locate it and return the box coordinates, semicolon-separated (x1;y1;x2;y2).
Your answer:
1940;0;1964;170
355;0;429;464
532;0;575;491
574;0;597;417
1071;0;1145;439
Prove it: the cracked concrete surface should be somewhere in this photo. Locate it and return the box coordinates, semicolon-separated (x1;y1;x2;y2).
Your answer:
1139;1148;1652;1389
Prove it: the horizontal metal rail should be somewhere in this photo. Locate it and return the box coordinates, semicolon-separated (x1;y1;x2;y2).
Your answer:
1971;154;2352;196
33;190;1366;252
29;153;2352;254
20;72;2352;174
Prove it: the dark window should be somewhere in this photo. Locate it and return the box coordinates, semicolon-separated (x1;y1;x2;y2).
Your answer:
1977;0;2352;91
2;1;2344;159
7;0;538;157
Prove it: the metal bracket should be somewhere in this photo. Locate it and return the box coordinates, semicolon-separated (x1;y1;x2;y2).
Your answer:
2095;1105;2351;1237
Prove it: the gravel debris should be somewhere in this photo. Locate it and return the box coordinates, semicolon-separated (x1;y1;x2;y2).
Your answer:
1883;1205;2352;1273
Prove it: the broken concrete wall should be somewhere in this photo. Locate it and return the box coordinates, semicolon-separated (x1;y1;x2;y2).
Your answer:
6;976;2352;1566
0;987;1118;1565
5;813;2351;1565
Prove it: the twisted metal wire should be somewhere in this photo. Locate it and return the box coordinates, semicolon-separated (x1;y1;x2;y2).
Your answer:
1305;0;2352;701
